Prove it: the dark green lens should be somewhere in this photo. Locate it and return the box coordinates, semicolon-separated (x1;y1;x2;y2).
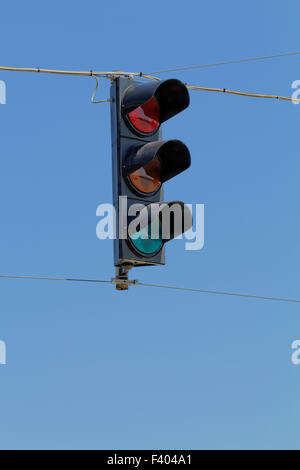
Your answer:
129;222;163;255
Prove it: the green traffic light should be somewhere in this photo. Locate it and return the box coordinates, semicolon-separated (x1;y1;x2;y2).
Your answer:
129;222;163;255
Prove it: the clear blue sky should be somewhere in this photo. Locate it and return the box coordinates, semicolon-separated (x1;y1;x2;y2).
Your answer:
0;0;299;450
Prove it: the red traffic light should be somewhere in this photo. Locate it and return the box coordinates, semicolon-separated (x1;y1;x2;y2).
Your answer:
127;96;160;134
122;79;189;136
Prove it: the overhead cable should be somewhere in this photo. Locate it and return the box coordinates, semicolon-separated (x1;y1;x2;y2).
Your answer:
146;51;300;74
0;64;299;103
0;274;299;303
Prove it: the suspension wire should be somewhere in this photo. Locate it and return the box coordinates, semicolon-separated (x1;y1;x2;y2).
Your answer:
0;274;299;303
138;282;300;303
186;84;300;103
146;51;300;74
0;65;159;81
0;64;299;103
0;274;110;284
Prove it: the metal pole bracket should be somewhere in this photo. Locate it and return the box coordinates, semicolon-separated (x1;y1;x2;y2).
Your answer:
111;266;139;290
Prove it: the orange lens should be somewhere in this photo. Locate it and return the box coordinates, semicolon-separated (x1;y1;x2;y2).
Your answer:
129;155;161;194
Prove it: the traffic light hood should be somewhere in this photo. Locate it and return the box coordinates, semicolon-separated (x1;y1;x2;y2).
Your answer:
122;78;190;127
123;140;191;185
128;201;193;242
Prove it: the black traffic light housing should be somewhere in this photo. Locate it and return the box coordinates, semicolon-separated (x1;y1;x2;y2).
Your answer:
110;76;192;270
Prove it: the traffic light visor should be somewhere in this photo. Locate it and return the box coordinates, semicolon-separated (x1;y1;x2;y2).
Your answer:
122;79;189;135
128;201;193;256
123;140;191;195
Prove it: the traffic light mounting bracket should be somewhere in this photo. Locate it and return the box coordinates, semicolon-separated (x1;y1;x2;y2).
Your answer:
111;266;139;291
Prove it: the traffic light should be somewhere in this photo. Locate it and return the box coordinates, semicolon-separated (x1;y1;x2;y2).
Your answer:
110;77;192;284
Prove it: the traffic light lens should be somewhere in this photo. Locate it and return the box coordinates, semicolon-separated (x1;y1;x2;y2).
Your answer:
127;96;160;134
129;222;163;255
128;155;161;194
